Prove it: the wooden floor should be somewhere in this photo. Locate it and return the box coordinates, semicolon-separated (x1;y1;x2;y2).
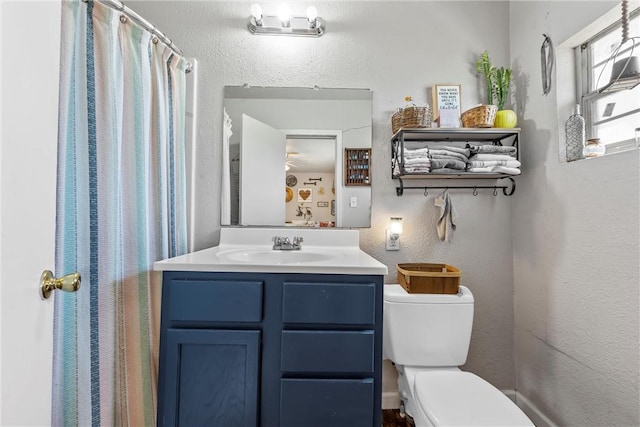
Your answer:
382;409;414;427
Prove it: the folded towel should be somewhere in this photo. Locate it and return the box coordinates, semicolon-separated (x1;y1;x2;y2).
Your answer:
404;157;431;165
430;158;467;170
403;148;430;158
404;154;429;160
429;151;469;163
404;168;431;173
468;159;521;168
470;153;516;161
467;144;517;156
434;146;470;157
434;190;458;242
429;168;465;174
467;166;521;175
492;166;521;175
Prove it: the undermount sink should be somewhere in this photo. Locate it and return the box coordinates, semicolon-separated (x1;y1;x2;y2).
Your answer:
217;248;334;265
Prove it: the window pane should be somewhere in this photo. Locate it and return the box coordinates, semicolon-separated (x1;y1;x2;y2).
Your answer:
589;13;640;91
593;110;639;145
591;88;640;122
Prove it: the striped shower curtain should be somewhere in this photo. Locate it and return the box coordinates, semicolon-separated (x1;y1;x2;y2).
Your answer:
52;0;188;425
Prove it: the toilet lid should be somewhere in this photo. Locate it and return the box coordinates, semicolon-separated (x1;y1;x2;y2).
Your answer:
384;284;473;304
415;371;534;427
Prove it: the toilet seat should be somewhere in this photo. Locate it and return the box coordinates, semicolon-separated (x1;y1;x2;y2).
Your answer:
414;371;534;427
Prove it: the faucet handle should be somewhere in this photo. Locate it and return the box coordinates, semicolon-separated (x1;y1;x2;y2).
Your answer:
293;236;304;245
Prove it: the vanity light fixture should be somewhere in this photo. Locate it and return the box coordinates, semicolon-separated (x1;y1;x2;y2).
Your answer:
248;3;325;37
386;217;403;251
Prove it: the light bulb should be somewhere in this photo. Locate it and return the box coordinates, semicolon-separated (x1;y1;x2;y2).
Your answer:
250;3;262;20
278;4;291;27
306;6;318;21
389;217;403;235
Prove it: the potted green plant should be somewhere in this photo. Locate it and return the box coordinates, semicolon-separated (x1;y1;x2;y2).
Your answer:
475;51;517;128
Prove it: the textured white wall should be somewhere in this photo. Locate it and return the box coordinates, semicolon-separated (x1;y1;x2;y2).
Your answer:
509;1;640;426
134;0;517;391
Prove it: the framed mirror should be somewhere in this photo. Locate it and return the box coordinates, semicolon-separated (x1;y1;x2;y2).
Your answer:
222;86;372;228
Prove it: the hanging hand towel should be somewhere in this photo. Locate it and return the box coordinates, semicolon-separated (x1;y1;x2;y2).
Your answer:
434;190;458;242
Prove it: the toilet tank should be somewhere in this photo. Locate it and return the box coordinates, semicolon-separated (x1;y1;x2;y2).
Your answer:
383;284;474;367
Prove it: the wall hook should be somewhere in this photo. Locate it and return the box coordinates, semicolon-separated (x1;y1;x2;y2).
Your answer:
424;188;429;197
494;187;498;196
473;187;478;196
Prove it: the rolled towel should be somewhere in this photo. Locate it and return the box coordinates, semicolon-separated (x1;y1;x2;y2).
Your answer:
434;190;458;242
467;144;517;156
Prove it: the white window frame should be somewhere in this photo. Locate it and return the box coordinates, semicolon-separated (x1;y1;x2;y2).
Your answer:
576;7;640;154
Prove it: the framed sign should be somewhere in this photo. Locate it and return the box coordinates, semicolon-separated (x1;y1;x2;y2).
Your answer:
297;188;312;203
431;84;461;128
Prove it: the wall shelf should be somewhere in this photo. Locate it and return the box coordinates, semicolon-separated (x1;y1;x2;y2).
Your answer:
391;128;521;195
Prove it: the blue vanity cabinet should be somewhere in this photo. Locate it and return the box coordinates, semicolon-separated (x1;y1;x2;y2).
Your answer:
157;271;383;427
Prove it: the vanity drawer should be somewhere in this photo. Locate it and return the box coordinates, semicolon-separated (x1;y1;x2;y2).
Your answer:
167;279;263;322
282;282;375;325
281;330;374;373
280;378;374;427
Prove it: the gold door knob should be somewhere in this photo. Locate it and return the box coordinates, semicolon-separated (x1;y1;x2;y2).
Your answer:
40;270;81;300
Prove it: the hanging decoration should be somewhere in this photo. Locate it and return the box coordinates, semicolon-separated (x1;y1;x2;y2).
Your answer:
541;34;554;96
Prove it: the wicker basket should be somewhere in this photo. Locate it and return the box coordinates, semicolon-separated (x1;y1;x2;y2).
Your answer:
397;263;461;294
461;105;498;128
392;106;432;134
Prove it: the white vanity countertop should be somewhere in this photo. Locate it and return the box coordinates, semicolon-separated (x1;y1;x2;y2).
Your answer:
153;227;388;275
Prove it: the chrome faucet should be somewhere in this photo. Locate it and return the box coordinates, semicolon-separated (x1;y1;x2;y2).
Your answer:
272;236;303;250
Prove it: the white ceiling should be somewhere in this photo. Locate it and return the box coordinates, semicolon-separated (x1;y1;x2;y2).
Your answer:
286;138;335;172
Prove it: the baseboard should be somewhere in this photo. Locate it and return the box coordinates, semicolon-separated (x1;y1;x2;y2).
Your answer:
502;389;557;427
382;391;401;410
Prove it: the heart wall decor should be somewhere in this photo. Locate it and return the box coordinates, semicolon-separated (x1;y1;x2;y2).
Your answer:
297;188;312;202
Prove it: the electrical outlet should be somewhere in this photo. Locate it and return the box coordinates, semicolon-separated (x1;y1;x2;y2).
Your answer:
386;229;400;251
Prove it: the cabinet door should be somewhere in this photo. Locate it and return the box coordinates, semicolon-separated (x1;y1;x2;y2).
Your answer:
159;329;260;427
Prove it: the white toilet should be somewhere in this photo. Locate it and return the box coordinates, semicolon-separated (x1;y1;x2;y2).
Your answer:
383;284;535;427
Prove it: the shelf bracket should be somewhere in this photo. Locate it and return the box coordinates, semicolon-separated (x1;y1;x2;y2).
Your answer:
502;177;516;196
395;178;404;196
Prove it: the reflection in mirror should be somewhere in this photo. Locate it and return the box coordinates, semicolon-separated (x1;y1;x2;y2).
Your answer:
222;86;372;228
